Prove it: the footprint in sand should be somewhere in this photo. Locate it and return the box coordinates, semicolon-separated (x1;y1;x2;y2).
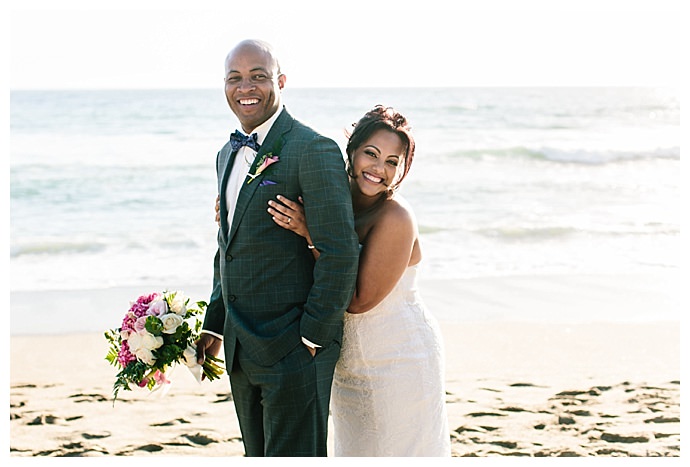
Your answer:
151;418;191;427
24;413;85;426
135;444;165;453
490;440;518;449
214;393;233;403
466;411;506;418
498;406;532;413
27;414;61;425
54;441;109;457
82;432;111;440
645;416;680;423
509;382;542;388
69;393;109;403
557;414;577;425
567;409;592;417
183;432;221;446
600;431;653;443
454;425;499;435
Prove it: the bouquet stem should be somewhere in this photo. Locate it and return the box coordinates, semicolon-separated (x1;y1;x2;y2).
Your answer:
202;354;225;381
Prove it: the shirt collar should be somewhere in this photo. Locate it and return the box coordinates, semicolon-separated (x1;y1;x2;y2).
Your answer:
241;106;283;146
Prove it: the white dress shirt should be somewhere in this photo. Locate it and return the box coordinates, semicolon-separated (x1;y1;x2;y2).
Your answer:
225;109;282;228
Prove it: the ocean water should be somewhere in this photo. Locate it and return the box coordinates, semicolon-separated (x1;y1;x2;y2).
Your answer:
9;87;680;304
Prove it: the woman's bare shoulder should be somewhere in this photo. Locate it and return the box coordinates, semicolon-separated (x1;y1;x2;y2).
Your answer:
372;195;417;235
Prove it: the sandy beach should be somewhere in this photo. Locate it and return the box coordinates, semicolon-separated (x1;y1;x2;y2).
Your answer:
8;274;681;458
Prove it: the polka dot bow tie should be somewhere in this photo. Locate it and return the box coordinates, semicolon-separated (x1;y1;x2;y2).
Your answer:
230;130;260;152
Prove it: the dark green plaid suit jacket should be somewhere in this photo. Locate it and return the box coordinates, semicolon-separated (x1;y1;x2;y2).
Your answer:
204;107;359;368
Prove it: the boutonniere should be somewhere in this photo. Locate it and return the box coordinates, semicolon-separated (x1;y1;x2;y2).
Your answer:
247;153;279;184
246;138;283;185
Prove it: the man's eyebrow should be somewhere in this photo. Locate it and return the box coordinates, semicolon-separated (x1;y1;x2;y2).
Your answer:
227;67;269;75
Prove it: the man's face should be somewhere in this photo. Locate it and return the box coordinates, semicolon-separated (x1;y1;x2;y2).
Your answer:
224;44;285;133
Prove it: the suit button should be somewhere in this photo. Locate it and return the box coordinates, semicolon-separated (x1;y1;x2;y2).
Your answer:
225;253;233;261
228;295;236;302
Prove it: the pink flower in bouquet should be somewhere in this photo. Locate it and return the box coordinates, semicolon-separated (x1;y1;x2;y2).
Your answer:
120;313;137;334
117;340;136;367
131;293;159;315
138;369;170;388
133;315;148;333
121;293;159;331
148;298;168;316
153;370;170;385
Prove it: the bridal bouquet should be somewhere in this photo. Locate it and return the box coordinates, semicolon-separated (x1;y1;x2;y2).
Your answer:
104;290;224;401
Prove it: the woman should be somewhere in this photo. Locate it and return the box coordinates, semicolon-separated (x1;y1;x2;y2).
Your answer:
266;105;450;456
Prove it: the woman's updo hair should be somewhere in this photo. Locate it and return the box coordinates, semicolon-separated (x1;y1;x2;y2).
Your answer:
345;105;415;196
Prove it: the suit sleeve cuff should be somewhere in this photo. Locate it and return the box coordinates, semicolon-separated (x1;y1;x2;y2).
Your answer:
301;337;321;348
202;329;224;340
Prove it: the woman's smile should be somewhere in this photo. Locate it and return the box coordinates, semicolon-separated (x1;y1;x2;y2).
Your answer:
362;171;385;185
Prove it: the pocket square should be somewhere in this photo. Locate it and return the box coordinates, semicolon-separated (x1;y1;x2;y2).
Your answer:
259;179;277;187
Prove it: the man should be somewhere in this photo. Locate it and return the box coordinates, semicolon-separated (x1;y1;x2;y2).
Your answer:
196;39;359;457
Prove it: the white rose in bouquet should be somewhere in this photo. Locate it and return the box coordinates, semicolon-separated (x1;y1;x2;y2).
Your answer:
133;347;157;366
170;294;187;315
128;330;163;353
128;330;164;365
160;313;184;334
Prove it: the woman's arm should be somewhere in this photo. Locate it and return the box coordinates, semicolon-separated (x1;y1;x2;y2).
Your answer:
269;196;418;314
347;202;416;314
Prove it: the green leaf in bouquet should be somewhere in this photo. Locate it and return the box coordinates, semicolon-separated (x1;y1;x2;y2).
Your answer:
155;343;183;366
104;329;123;367
105;345;120;367
170;321;190;341
145;315;163;335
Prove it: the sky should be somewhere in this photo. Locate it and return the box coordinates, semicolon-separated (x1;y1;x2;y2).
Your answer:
6;0;682;90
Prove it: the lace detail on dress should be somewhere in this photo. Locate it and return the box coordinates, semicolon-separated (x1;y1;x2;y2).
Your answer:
331;265;450;456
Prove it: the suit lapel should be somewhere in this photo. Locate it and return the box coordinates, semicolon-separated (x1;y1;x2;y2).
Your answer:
218;148;238;241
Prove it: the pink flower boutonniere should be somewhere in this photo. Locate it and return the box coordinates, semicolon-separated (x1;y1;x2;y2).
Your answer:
247;153;279;184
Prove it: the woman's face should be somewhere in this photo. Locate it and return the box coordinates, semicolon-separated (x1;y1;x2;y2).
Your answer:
351;129;405;197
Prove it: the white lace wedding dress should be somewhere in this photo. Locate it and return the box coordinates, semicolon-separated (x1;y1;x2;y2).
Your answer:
331;265;451;457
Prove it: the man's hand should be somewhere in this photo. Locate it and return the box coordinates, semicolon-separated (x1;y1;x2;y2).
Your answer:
196;332;223;379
